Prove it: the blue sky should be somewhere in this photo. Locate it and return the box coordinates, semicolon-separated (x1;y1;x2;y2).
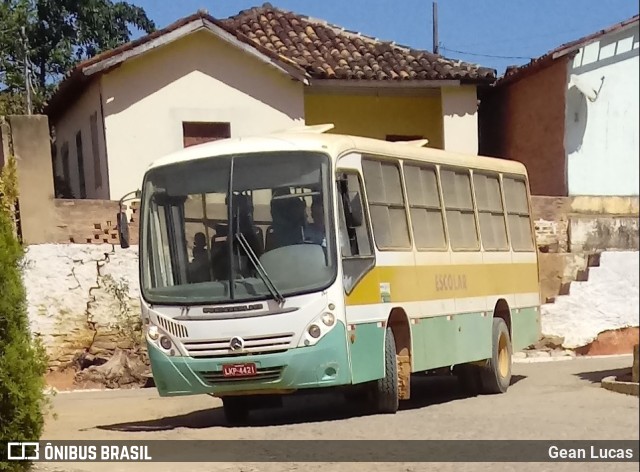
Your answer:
132;0;639;75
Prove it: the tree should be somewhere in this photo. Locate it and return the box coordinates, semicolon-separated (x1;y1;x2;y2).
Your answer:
0;0;155;114
0;157;48;472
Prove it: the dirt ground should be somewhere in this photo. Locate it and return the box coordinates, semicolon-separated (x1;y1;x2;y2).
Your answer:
32;355;639;472
575;327;639;355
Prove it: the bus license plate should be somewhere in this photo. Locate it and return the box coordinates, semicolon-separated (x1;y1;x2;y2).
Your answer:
222;363;257;377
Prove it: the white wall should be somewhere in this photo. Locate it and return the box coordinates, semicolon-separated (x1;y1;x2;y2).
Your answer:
23;244;140;368
52;81;109;199
440;85;479;155
566;23;639;196
100;30;305;200
542;251;639;348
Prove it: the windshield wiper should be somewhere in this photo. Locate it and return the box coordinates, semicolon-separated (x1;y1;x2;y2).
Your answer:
235;232;285;305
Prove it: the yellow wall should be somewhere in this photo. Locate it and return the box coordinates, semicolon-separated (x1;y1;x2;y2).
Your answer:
304;93;444;149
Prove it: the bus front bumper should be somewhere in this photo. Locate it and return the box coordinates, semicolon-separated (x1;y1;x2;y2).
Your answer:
148;322;351;397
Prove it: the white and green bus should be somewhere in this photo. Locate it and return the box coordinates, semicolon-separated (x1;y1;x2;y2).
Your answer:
120;126;541;423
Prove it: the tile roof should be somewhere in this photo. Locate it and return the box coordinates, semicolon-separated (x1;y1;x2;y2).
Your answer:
497;14;639;87
45;3;496;119
222;3;496;83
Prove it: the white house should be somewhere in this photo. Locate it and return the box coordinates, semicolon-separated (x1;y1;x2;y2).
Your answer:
45;5;496;201
480;15;639;197
565;17;639;196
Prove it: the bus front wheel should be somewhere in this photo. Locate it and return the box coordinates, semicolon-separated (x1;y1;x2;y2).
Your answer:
222;397;249;425
480;318;512;394
371;327;400;414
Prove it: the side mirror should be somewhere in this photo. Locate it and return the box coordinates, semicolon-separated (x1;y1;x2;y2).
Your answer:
117;211;130;249
347;191;364;228
116;189;141;249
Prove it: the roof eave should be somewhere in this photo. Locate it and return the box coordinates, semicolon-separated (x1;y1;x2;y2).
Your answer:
46;15;311;122
495;15;639;88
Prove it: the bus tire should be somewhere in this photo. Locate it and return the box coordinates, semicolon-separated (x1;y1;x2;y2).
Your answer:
480;318;512;394
453;364;482;396
222;397;249;425
371;327;399;414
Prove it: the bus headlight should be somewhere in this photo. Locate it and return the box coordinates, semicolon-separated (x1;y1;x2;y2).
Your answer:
148;325;159;340
159;336;172;350
308;324;321;339
299;312;341;347
321;313;335;327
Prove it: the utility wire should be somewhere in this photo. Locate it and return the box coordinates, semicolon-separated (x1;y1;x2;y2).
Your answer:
440;45;533;60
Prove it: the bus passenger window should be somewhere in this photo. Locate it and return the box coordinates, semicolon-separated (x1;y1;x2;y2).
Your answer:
362;159;411;249
504;177;534;251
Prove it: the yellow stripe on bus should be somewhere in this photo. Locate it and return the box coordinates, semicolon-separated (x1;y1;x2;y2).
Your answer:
346;263;539;306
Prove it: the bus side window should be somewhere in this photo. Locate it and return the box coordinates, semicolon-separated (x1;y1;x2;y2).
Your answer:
338;172;374;294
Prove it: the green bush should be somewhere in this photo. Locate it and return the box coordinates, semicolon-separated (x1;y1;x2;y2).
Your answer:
0;206;48;471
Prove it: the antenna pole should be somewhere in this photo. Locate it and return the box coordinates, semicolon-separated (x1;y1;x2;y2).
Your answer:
21;26;32;115
432;1;439;55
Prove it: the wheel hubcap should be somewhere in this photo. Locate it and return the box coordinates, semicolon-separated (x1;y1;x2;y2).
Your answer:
498;333;509;378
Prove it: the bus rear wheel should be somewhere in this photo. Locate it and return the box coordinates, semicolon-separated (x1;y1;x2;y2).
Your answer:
480;318;512;394
370;327;400;414
222;397;250;425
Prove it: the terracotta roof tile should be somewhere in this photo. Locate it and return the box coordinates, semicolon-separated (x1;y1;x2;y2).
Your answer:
45;3;496;119
221;3;496;83
497;14;639;87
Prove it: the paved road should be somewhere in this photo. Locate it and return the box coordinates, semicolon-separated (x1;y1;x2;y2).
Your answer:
34;356;638;472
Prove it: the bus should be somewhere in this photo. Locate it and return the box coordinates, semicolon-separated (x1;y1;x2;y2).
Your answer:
119;126;541;423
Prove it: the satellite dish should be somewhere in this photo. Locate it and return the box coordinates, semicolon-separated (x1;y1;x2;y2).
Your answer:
569;75;602;102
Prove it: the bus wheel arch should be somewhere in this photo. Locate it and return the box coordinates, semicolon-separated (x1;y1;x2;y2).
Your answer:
493;298;512;338
386;308;412;400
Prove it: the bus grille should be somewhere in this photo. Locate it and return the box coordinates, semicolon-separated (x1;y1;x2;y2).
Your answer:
200;367;283;385
156;316;188;338
183;333;294;358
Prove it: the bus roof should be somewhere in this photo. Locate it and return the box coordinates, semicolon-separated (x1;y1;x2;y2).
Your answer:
148;131;528;176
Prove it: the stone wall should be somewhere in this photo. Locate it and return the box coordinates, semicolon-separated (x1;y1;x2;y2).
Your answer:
23;244;140;369
530;195;639;253
531;196;572;252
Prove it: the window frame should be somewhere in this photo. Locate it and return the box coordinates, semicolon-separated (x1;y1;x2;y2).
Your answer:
403;162;449;252
75;131;86;199
361;155;413;252
61;142;70;187
337;171;375;261
336;169;376;295
502;173;535;253
472;170;510;252
439;165;481;252
182;121;231;148
90;112;102;190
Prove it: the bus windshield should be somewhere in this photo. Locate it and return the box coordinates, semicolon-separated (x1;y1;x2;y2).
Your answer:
140;151;336;305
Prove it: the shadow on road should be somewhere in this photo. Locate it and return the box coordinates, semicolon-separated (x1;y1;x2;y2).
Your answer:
575;368;631;384
96;374;527;432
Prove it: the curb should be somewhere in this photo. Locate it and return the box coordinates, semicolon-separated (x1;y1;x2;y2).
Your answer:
601;376;640;397
513;353;633;364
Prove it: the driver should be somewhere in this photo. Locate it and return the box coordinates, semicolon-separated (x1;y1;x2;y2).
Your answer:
304;196;326;247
